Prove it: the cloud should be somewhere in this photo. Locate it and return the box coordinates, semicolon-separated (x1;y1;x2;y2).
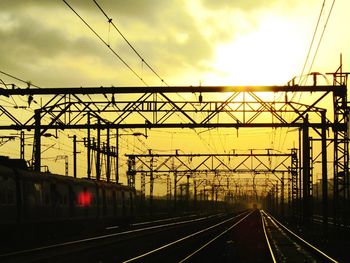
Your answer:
0;0;215;86
0;14;114;84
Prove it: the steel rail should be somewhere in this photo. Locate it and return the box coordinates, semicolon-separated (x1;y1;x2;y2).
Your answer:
260;210;278;263
261;210;338;263
177;210;254;262
123;210;253;262
0;213;222;260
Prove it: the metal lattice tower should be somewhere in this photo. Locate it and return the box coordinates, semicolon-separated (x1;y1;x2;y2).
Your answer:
141;171;146;200
127;156;136;188
166;173;172;200
330;65;350;224
291;148;298;217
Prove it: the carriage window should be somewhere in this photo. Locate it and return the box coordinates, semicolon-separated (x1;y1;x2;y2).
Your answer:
34;183;41;192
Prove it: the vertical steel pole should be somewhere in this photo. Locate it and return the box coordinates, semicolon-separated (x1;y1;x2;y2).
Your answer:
174;171;177;212
298;127;302;220
275;184;278;215
64;155;68;177
34;110;41;172
321;111;328;229
116;128;119;183
194;179;197;210
87;112;91;179
106;128;110;182
96;120;101;181
303;115;311;223
281;173;284;218
20;131;25;159
150;156;154;215
73;135;77;178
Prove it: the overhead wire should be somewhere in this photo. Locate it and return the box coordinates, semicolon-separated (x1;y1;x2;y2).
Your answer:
93;0;168;86
1;13;151;177
303;0;336;85
65;0;207;154
298;0;326;86
0;70;144;165
92;0;190;103
63;0;188;122
62;0;148;86
278;0;336;156
0;69;41;89
92;0;191;121
0;78;19;107
0;71;90;161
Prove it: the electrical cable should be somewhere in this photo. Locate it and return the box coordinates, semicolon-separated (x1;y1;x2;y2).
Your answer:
64;0;190;128
0;71;90;162
303;0;336;85
92;0;192;116
279;0;336;160
298;0;326;86
92;0;192;107
0;69;41;88
62;0;148;86
93;0;168;87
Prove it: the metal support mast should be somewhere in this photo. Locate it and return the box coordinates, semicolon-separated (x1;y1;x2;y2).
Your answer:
33;110;41;172
331;66;349;225
127;155;136;188
321;111;328;229
20;131;25;160
291;148;298;218
302;115;312;223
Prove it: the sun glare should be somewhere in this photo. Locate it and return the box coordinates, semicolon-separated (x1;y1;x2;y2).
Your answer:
208;16;307;86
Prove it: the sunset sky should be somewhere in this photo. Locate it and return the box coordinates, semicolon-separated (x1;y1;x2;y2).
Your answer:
1;0;347;86
0;0;348;193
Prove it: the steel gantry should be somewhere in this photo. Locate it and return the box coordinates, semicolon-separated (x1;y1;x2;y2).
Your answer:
125;150;296;216
125;150;293;174
0;70;349;224
0;85;342;131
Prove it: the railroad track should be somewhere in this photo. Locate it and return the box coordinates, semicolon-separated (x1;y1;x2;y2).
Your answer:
6;210;337;262
261;210;339;263
0;211;247;263
122;210;254;262
312;214;350;229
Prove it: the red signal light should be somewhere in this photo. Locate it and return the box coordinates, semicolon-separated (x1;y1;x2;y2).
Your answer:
77;191;92;206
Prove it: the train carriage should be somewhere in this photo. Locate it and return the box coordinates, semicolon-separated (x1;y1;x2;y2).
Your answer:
0;164;17;225
98;181;116;218
73;178;98;220
21;169;44;223
0;156;135;237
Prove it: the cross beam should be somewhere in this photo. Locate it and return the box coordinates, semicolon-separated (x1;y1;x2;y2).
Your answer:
125;150;295;174
0;85;345;96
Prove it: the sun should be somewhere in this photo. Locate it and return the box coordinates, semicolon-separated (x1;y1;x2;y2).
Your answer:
205;15;308;86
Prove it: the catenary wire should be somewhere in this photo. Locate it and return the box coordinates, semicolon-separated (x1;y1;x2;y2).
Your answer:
93;0;168;86
298;0;326;86
303;0;336;85
62;0;148;86
279;0;336;158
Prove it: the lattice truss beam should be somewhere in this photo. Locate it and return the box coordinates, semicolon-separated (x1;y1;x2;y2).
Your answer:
190;177;278;190
0;85;343;130
125;150;293;174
